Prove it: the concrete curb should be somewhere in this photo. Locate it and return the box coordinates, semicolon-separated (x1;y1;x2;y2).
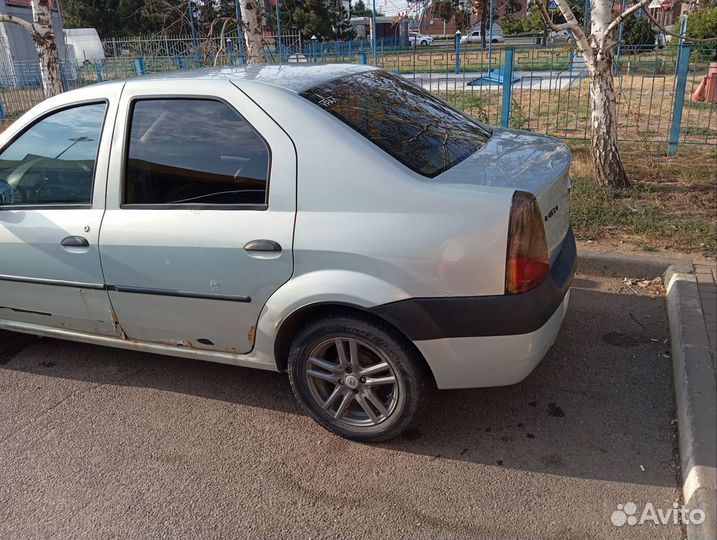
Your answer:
578;251;716;539
665;267;717;540
577;251;693;278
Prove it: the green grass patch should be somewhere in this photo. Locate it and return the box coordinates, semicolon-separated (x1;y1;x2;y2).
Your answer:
570;174;717;257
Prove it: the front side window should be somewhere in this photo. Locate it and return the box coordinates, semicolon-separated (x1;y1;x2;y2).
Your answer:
0;102;106;206
124;99;270;206
300;70;492;178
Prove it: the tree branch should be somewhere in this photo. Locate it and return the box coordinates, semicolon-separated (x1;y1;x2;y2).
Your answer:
604;0;651;37
535;0;593;64
640;5;717;42
0;13;35;32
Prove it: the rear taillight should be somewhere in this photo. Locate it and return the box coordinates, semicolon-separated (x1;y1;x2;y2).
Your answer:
505;191;550;295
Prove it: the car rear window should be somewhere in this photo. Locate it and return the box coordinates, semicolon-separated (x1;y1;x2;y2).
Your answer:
300;70;492;178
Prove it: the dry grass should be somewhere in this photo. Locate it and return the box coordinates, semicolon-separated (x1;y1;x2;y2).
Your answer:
442;73;717;145
569;141;717;257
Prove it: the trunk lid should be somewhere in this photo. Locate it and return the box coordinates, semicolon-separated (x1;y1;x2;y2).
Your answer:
435;128;571;263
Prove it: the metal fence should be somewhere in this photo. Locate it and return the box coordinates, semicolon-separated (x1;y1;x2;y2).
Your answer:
1;38;715;154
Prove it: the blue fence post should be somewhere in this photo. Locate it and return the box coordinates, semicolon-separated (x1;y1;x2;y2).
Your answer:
0;100;5;121
311;35;318;62
177;56;186;70
359;52;367;65
615;0;627;74
500;47;515;128
455;31;461;74
348;40;353;59
584;0;591;33
135;57;145;76
95;63;103;82
668;43;691;156
675;16;688;75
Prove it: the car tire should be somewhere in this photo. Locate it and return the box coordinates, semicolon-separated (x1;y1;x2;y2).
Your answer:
491;38;499;43
420;40;428;46
288;313;430;442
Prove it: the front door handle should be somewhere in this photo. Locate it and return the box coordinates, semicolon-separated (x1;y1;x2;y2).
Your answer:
61;236;89;248
244;239;282;253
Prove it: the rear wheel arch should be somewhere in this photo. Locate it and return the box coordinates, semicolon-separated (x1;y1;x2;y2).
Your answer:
273;302;435;386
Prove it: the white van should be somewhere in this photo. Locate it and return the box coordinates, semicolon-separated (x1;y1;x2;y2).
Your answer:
64;28;105;65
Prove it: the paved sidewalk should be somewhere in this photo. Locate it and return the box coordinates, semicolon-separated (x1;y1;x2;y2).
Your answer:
694;263;716;370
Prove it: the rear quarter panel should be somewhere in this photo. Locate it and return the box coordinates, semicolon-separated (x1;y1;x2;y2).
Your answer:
239;81;513;304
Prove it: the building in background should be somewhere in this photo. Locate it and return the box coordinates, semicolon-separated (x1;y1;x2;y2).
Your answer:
350;15;410;44
416;0;527;36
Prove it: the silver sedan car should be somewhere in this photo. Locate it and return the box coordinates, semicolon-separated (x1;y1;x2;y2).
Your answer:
0;64;575;441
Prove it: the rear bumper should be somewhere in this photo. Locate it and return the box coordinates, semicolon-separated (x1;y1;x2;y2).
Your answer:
371;228;576;339
415;289;570;389
372;227;577;389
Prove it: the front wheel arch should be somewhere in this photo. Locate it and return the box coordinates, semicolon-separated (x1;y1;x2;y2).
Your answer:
273;302;435;386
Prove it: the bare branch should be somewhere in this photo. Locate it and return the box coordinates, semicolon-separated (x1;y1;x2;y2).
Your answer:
640;5;717;42
605;0;651;37
535;2;581;33
0;13;35;32
211;17;235;66
535;0;593;64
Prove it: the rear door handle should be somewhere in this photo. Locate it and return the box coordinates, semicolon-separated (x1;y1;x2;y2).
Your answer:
244;239;282;253
61;236;89;248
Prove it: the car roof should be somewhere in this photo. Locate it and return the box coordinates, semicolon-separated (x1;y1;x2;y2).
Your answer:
116;63;379;93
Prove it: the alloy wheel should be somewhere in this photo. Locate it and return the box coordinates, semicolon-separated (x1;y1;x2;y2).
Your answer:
305;337;400;427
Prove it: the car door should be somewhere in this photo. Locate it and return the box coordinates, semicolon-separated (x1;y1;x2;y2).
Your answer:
0;89;121;336
99;79;296;354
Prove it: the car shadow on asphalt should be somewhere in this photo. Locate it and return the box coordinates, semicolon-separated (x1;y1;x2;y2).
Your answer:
0;286;678;488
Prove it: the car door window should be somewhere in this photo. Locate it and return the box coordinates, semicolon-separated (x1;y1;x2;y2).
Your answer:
0;102;106;207
124;98;270;207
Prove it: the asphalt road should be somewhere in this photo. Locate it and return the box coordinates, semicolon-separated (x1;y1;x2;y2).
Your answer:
0;275;682;539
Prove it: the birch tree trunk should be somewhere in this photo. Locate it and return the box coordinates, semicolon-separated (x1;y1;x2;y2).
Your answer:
536;0;650;189
587;0;629;188
589;48;628;188
31;0;63;97
239;0;266;64
0;0;63;98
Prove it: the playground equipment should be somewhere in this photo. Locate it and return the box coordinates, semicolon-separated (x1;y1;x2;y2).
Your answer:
691;62;717;105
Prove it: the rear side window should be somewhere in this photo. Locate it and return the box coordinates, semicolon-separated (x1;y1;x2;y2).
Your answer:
124;99;269;206
300;70;492;178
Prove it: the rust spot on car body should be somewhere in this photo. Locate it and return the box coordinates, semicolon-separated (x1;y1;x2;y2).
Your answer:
247;325;256;347
111;310;128;339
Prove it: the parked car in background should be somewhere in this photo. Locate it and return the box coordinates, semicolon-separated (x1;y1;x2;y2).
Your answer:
461;29;505;44
64;28;105;65
549;29;573;43
409;32;434;46
0;64;575;442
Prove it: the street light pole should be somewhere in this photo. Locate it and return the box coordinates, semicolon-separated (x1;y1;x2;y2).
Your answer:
188;0;200;64
371;0;378;65
487;0;494;74
275;0;283;62
235;0;245;63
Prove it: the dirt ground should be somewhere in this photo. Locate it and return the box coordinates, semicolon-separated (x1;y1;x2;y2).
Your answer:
569;142;717;259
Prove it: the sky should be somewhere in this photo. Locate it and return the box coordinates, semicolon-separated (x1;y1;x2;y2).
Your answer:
373;0;411;16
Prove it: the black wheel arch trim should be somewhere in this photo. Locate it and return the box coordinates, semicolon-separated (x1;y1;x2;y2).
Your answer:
369;228;577;340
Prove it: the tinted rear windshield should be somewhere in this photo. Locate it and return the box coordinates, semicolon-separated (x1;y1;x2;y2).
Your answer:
300;70;492;178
